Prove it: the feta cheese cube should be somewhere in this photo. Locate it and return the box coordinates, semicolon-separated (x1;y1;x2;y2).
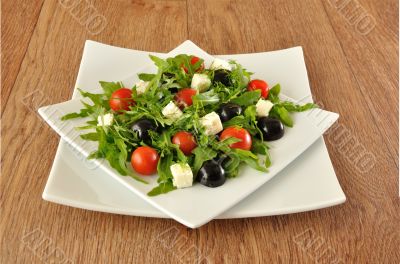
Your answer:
170;163;193;188
162;101;183;121
256;99;274;117
191;73;211;92
97;113;114;126
135;80;150;95
210;58;232;71
200;111;223;135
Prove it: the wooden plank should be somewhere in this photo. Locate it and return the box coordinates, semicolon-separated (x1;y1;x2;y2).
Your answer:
187;0;399;263
321;0;399;163
0;0;188;263
1;0;44;112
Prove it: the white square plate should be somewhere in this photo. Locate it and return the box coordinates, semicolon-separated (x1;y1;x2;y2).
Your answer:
39;41;341;228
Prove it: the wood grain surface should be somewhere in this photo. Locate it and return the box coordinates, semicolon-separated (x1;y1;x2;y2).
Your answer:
1;0;398;263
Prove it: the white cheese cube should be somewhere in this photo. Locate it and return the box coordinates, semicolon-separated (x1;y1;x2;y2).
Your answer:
256;99;274;117
170;163;193;189
191;74;211;92
200;111;223;135
162;101;183;121
97;113;114;126
135;80;150;95
210;58;232;71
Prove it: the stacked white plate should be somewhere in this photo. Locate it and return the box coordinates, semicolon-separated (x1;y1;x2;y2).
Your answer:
39;40;345;228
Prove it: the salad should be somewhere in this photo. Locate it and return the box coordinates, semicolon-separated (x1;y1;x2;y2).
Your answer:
62;54;317;196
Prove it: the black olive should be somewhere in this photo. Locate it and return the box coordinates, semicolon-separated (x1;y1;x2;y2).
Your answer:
217;103;242;122
257;117;284;141
131;119;157;141
197;160;226;187
213;69;231;86
169;87;178;93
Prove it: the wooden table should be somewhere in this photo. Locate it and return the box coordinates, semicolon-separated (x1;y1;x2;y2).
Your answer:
1;0;399;263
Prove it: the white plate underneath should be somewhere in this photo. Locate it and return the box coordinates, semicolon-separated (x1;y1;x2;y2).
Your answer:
42;40;346;220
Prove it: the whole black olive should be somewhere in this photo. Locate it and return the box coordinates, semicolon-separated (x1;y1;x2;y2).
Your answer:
213;69;231;86
257;117;284;141
197;160;226;187
217;103;242;122
131;119;157;141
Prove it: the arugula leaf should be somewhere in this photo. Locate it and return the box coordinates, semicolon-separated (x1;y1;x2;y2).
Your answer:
278;101;318;112
231;90;261;106
138;73;156;82
149;55;169;69
234;149;268;172
268;84;281;103
223;116;246;128
61;110;90;120
147;181;176;196
192;146;217;175
99;81;123;97
157;154;174;183
222;154;241;178
271;106;293;127
80;132;99;141
251;138;271;168
192;90;219;106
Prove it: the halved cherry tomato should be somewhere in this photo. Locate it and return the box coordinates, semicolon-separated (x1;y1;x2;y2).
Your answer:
175;88;197;108
220;126;252;150
131;146;159;175
182;56;205;73
109;88;135;111
172;131;197;155
247;79;269;99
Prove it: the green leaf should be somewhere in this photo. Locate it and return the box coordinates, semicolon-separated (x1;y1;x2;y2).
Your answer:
147;181;176;196
231;90;261;106
61;110;89;120
157;154;174;183
149;55;169;69
251;139;271;168
192;146;217;175
272;106;293;127
269;83;281;97
222;154;241;178
251;138;268;155
78;88;104;106
223;116;246;128
99;81;123;97
278;101;318;112
234;149;268;172
80;132;99;141
268;84;281;103
192;90;219;106
138;73;156;82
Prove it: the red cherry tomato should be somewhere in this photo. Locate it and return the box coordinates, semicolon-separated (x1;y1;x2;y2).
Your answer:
109;88;135;111
131;146;159;175
182;56;205;73
247;79;269;99
172;131;197;155
220;126;252;151
175;88;197;108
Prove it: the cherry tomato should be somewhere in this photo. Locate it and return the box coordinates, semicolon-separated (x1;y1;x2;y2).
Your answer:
109;88;135;111
220;126;252;150
172;131;197;155
247;79;269;99
175;88;197;108
131;146;159;175
182;56;205;73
